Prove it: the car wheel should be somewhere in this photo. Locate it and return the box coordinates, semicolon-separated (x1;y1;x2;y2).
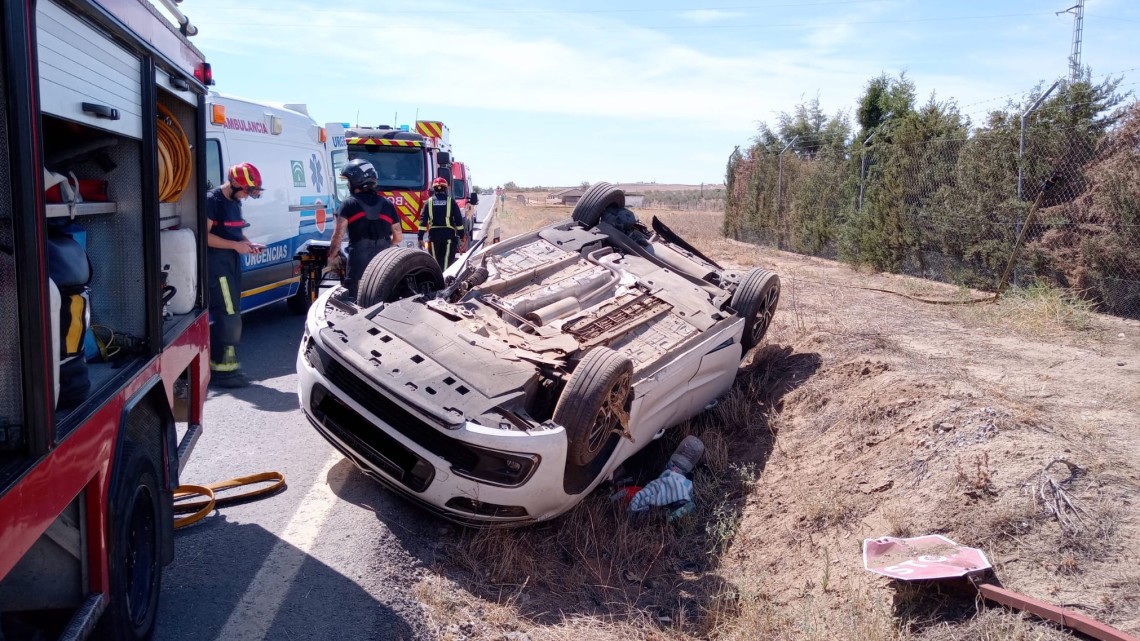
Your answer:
553;346;633;467
286;264;319;315
356;247;445;307
571;182;625;229
96;444;162;641
731;268;781;352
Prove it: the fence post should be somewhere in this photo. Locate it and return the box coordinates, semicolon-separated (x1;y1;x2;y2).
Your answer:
1014;81;1060;289
777;136;798;249
857;131;876;211
1018;80;1059;201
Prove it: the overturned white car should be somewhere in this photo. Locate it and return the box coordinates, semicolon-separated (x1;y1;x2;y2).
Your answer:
297;183;780;525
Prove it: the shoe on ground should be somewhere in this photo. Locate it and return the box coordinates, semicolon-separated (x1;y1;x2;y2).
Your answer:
211;371;251;388
668;435;705;475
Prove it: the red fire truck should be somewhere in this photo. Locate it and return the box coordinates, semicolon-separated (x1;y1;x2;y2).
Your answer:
0;0;211;638
342;120;452;247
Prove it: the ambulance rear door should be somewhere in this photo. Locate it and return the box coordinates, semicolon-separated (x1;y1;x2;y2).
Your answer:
204;95;334;313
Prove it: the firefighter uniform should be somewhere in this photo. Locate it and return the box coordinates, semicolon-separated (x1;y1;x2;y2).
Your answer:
338;190;399;300
417;194;466;270
206;187;246;376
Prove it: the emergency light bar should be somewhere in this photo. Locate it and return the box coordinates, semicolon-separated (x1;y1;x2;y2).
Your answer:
194;62;214;86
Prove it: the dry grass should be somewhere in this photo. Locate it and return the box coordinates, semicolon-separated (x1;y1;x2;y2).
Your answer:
414;346;812;640
416;196;1140;640
956;281;1098;338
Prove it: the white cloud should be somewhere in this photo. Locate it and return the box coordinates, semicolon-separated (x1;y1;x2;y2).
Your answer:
193;3;883;135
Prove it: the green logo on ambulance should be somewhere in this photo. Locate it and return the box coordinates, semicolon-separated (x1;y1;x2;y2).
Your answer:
291;160;306;187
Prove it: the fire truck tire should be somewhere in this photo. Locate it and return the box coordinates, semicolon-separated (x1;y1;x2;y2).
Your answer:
571;182;625;229
97;443;162;641
356;247;444;308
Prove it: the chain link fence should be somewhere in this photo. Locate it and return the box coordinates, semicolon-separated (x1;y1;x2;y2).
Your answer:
725;101;1140;320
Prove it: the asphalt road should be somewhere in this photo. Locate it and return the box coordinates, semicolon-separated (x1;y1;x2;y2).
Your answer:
154;196;498;641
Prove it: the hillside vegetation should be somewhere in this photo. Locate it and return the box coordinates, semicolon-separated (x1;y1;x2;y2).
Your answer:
724;73;1139;319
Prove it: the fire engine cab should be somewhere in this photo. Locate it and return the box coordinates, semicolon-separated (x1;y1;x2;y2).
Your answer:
341;120;453;248
0;0;211;638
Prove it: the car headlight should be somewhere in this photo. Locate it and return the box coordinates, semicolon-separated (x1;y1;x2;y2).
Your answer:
451;444;540;487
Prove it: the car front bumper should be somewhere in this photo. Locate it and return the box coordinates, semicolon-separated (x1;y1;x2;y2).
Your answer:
297;320;585;526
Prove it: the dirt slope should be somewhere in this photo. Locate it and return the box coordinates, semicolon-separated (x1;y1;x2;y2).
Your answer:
709;238;1140;639
418;206;1140;641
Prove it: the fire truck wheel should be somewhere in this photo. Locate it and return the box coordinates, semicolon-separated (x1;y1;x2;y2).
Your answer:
356;247;444;308
571;182;625;229
97;444;162;641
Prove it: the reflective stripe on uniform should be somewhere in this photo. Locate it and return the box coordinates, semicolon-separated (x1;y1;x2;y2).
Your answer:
428;198;462;230
219;275;236;315
345;211;395;225
211;346;241;372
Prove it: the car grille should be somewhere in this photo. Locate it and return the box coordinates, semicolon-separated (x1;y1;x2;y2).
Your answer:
310;384;435;493
305;338;539;487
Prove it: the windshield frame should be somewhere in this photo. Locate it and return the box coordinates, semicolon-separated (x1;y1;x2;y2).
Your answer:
346;146;427;191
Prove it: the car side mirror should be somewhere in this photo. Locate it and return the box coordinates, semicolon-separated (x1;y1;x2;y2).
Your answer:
436;152;450;165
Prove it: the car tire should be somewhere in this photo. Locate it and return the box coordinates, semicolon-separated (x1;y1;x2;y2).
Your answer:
571;182;625;229
553;346;634;467
732;268;781;352
96;443;163;641
356;247;444;307
286;268;318;315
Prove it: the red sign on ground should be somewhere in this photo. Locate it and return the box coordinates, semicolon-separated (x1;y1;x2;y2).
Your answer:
863;534;991;580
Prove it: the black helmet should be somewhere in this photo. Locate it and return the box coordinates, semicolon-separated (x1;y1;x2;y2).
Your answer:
340;159;378;190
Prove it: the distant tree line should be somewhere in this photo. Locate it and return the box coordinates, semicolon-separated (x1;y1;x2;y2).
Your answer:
640;189;725;210
724;71;1140;318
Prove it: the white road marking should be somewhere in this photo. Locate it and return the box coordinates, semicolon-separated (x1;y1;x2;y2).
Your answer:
215;452;342;641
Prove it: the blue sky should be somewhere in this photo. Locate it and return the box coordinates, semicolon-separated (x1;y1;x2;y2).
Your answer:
180;0;1139;189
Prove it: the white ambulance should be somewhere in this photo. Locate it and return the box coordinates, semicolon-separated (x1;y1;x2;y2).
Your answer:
205;92;337;313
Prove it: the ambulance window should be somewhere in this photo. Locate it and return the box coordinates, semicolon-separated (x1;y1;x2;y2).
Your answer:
331;150;349;204
331;149;347;177
452;178;467;198
205;139;223;189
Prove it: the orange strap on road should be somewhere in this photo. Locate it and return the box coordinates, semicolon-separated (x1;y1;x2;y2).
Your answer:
173;471;286;529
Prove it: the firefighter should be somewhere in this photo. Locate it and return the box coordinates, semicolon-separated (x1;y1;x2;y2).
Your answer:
206;162;264;388
417;176;466;270
327;159;402;301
